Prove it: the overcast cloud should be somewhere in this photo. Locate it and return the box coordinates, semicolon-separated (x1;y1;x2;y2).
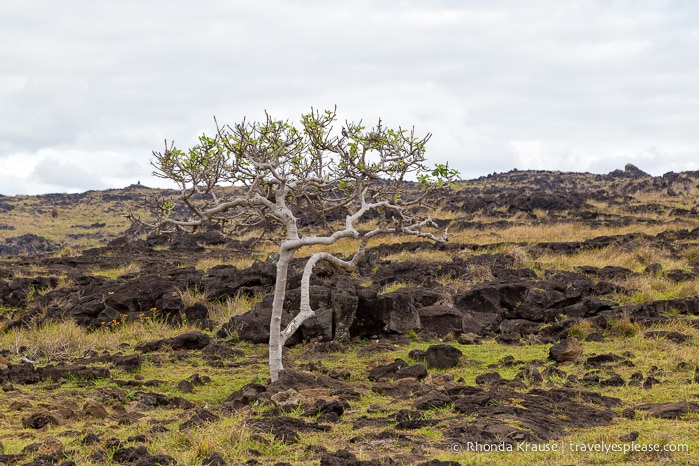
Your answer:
1;1;698;195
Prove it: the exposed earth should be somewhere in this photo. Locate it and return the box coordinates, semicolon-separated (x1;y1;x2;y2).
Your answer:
1;165;699;465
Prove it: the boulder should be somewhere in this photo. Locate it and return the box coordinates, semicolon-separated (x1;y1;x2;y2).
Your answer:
394;364;428;381
454;282;529;315
352;290;421;337
137;331;211;352
636;401;699;419
217;285;336;344
418;305;464;336
425;344;462;369
368;359;409;382
332;275;358;342
183;302;210;327
300;307;333;342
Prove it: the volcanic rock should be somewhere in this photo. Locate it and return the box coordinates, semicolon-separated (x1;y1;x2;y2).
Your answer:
425;344;462;369
549;337;583;363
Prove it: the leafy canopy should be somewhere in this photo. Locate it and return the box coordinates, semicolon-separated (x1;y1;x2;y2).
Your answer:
137;107;459;240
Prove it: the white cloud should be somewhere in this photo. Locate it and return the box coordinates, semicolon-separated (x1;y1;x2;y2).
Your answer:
1;1;699;194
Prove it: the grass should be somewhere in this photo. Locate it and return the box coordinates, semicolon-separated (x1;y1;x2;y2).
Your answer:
150;414;257;464
378;281;411;295
3;173;699;464
89;262;141;279
177;284;209;308
0;318;200;363
0;289;260;362
196;247;263;271
2;316;699;465
616;275;699;306
0;191;139;251
381;248;456;264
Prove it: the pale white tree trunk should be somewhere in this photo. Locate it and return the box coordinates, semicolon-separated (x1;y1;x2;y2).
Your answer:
268;210;445;381
268;246;295;382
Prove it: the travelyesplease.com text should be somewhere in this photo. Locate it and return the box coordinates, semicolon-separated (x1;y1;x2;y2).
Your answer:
451;441;689;455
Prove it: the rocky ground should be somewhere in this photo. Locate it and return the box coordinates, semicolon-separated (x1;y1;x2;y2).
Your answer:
1;165;699;465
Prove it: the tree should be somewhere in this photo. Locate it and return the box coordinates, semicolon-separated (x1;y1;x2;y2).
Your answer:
128;108;459;382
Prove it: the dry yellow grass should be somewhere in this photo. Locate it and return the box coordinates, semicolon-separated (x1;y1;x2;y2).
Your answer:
0;319;197;362
89;262;141;279
450;219;699;246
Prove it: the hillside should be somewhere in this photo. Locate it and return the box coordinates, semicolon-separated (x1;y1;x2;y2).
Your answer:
0;165;699;465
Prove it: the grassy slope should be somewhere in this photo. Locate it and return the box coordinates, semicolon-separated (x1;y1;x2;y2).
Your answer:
1;172;699;464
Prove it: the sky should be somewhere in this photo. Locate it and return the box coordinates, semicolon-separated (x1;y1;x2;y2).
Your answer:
1;1;698;195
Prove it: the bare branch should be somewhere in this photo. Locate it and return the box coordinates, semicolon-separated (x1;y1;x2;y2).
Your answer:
130;107;459;382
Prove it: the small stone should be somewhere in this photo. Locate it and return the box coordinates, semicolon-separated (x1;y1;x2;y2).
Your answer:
619;431;639;442
82;400;108;419
457;333;482;345
202;452;228;466
22;410;62;429
475;372;503;386
643;377;660;389
408;349;427;362
517;365;543;385
549;337;583;363
270;388;302;412
178;380;195;393
82;433;101;446
37;436;64;456
585;332;604;342
179;408;220;430
413;391;452;410
496;332;522;346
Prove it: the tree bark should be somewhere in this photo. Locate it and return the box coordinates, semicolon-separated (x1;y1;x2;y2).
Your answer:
269;247;295;382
